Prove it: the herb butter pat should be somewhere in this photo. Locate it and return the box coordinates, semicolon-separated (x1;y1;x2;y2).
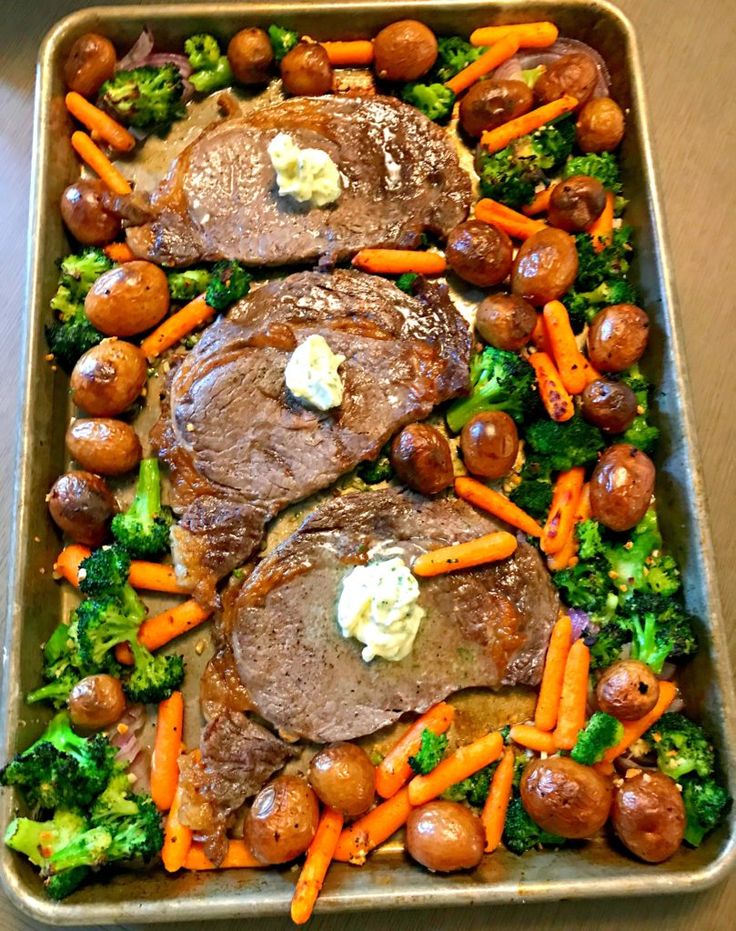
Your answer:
337;557;425;662
285;334;345;411
267;132;342;207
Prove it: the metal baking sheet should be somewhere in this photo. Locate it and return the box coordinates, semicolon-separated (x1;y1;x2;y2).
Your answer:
2;1;735;923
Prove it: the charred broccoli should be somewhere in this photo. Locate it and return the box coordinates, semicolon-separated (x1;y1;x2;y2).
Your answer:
617;365;659;453
444;765;496;808
26;622;84;708
646;713;715;780
99;64;185;131
620;591;698;673
565;278;639;332
524;415;605;473
408;729;448;775
503;796;567;855
205;260;252;311
571;712;623;765
563;152;622;193
431;36;485;83
111;458;174;558
574;226;634;291
401;82;455;122
268;24;299;62
509;456;553;522
681;775;731;846
167;267;212;301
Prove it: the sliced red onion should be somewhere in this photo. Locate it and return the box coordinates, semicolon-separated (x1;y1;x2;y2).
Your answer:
145;52;193;79
657;662;676;681
568;608;592;641
666;694;685;714
116;28;155;71
492;38;610;98
181;78;195;103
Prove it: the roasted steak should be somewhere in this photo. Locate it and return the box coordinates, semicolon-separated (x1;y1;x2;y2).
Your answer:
228;489;560;742
125;95;471;267
154;270;470;601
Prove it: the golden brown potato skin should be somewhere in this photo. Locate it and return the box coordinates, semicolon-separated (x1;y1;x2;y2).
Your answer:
70;339;148;417
576;97;625;153
308;742;376;818
511;228;579;306
460;411;519;479
612;770;685;862
66;418;142;476
47;470;116;547
534;52;598;108
390;423;454;496
446;220;513;288
475;293;537;351
587;304;650;373
548;175;606;233
60;180;121;246
85;261;170;338
373;20;438;82
406;801;485;872
521;757;612;839
69;674;126;731
459;79;533;138
64;33;116;97
580;379;638;434
228;28;274;84
245;775;320;865
596;660;660;720
280;43;333;96
589;443;655;531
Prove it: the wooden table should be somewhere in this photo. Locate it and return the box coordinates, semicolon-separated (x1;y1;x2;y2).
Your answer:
1;1;734;928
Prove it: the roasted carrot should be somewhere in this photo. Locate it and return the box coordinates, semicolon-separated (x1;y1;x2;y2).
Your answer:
470;22;559;49
602;680;677;763
412;531;517;577
475;197;547;240
376;702;455;799
70;131;131;195
531;312;548;352
65;92;135;152
454;477;543;538
140;294;215;359
321;40;374;65
480;96;578;153
541;467;585;556
589;191;615;253
543;300;588;395
351;249;446;276
115;599;212;665
333;787;413;864
445;34;519;95
509;724;558;754
522;186;554;216
534;613;573;731
161;782;192;872
151;691;184;812
291;807;344;925
553;639;591;750
481;748;515;852
53;544;92;586
546;483;591;572
408;731;504;806
127;561;188;594
528;352;575;422
184;839;261;870
104;242;136;263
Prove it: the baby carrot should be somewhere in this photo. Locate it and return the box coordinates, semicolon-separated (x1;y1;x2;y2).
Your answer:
70;131;131;195
480;96;578;153
553;639;591;750
140;294;214;359
546;483;591;572
445;34;519;95
534;613;573;731
509;724;558;754
65;92;135;152
104;242;136;263
127;561;188;594
530;313;548;352
351;249;447;276
603;680;677;763
543;300;588;395
291;807;344;925
528;351;575;422
321;40;374;66
408;731;504;806
333;787;413;864
522;185;554;216
115;599;212;665
376;702;455;799
589;191;615;253
53;544;92;586
475;198;547;240
412;531;518;577
184;839;261;870
541;467;585;556
161;781;192;872
151;691;184;812
454;476;543;538
481;748;515;852
470;22;559;49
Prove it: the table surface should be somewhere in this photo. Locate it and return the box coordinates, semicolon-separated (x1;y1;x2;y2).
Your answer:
1;1;735;928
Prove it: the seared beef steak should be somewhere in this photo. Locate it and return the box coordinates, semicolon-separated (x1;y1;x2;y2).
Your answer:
154;270;470;601
126;95;471;267
229;489;560;742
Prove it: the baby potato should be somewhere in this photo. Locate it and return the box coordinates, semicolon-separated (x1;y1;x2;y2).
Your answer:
66;418;142;476
47;470;116;547
70;339;148;417
84;261;169;337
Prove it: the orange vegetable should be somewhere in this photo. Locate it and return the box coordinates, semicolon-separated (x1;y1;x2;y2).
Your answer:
603;680;677;763
475;197;547;240
541;467;585;556
589;191;615;253
522;186;554;216
291;807;344;925
321;40;374;65
528;351;575;422
481;748;515;852
408;731;504;806
115;599;212;665
376;702;455;799
127;561;188;594
454;476;543;538
351;249;447;276
543;300;588;395
470;22;559;49
161;781;192;872
546;483;591;572
480;95;578;153
104;242;136;263
333;787;413;864
534;613;573;731
412;531;517;577
140;294;214;359
184;839;261;870
151;691;184;812
54;544;91;586
509;724;558;754
445;34;519;95
553;639;591;750
530;313;548;352
65;92;135;152
70;131;131;195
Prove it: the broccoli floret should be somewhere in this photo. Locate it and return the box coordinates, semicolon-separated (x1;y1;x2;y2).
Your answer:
167;267;212;301
524;415;605;472
99;64;185;131
503;796;567;855
45;866;92;900
111;459;174;558
509;478;553;523
681;776;731;847
432;36;485;83
4;809;88;868
124;653;185;705
520;65;545;88
205;260;252;312
395;272;419;294
619;591;698;673
78;544;132;600
26;622;84;708
571;712;624;765
446;347;537;433
45;315;103;372
184;33;221;71
554;563;617;616
575;226;634;291
401;83;455;122
56;249;114;300
646;712;715;780
565;278;639;332
444;765;495;808
357;449;394;485
0;711;116;810
618;365;659;453
587;618;629;670
408;729;448;775
268;24;299;62
189;57;234;94
563;153;622;192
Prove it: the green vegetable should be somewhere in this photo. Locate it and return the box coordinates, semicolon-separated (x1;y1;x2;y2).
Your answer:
184;33;221;71
565;278;639;332
588;619;629;670
45;866;92;901
189;56;234;94
444;765;495;808
4;809;88;868
503;796;567;855
520;65;545;88
26;623;84;708
268;24;299;62
574;226;633;291
446;346;538;433
78;544;132;600
618;365;659;453
395;272;419;294
408;729;448;775
571;712;624;765
524;415;605;473
99;64;185;131
563;152;622;193
401;83;455;122
111;459;174;559
646;712;715;780
509;457;553;522
205;260;252;312
681;775;731;846
431;36;485;83
554;562;618;617
621;591;698;673
167;267;212;301
357;450;394;484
